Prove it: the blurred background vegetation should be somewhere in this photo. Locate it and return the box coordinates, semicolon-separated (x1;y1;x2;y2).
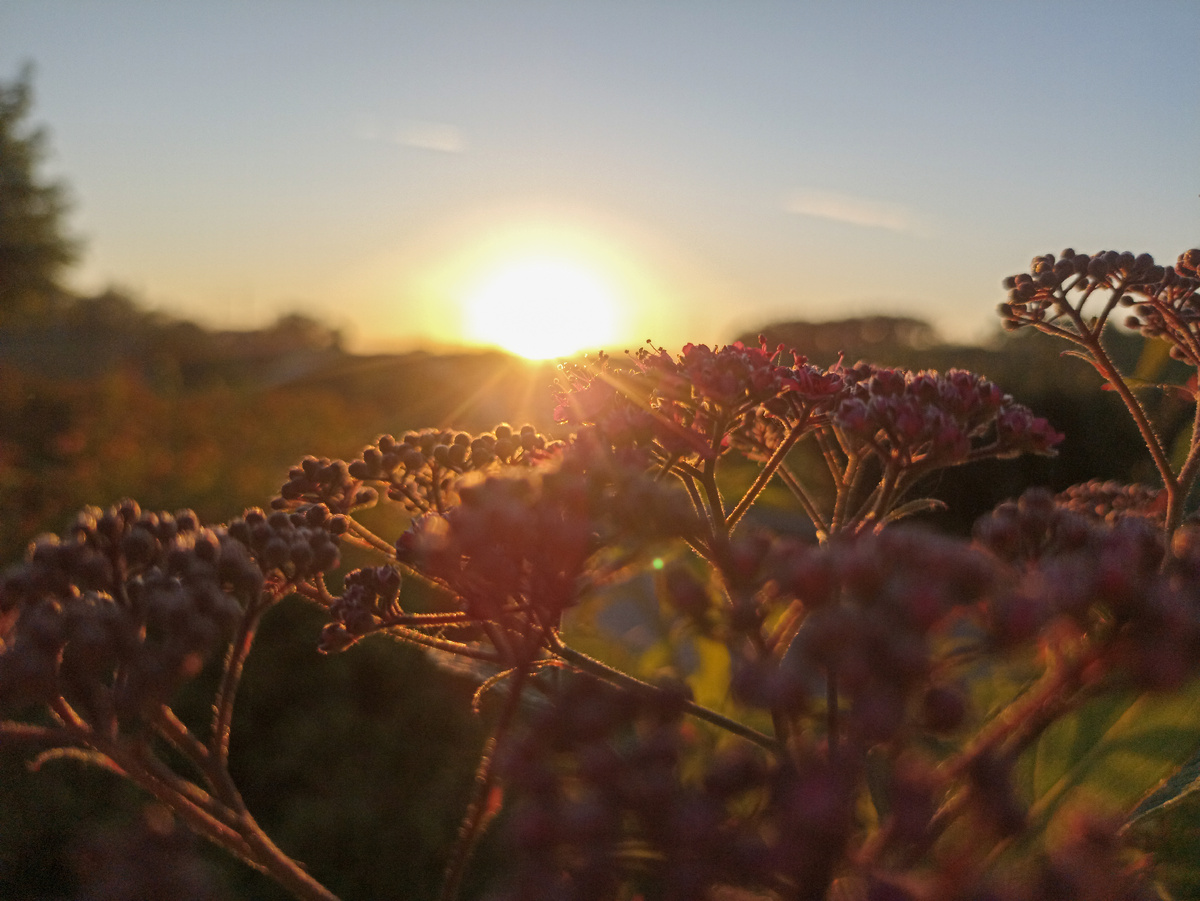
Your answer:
1;67;1191;899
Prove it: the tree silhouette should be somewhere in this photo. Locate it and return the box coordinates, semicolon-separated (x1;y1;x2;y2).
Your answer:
0;65;78;323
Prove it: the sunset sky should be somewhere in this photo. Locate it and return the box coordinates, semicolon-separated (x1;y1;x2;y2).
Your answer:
3;2;1197;357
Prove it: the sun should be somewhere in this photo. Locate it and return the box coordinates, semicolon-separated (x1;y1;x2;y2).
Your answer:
461;256;622;359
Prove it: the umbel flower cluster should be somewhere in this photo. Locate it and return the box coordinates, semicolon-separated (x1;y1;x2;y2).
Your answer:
2;247;1200;901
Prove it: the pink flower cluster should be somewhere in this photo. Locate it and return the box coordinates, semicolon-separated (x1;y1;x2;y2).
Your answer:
555;340;844;460
556;344;1061;478
494;673;859;901
835;364;1063;467
974;488;1200;690
390;442;699;661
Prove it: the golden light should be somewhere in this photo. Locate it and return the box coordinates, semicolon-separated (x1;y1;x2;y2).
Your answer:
461;255;622;359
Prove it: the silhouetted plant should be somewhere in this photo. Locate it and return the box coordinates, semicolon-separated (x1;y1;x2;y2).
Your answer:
4;249;1200;901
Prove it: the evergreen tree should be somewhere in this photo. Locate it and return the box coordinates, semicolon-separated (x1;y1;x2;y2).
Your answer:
0;65;77;323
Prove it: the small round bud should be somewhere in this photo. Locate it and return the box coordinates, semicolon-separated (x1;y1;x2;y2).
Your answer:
267;510;292;531
262;537;290;569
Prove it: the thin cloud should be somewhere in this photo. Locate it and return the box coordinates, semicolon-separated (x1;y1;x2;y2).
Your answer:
784;189;926;236
392;120;466;154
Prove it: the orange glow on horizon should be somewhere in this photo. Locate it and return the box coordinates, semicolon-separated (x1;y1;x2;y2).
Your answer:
352;208;690;357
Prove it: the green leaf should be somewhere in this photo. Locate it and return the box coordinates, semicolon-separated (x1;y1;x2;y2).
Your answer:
1126;787;1200;900
1031;690;1133;800
1099;378;1196;398
686;635;732;713
1021;677;1200;843
1133;336;1175;384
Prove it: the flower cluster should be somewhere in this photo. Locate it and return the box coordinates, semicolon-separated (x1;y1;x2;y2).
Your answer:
318;564;404;653
738;528;997;741
974;488;1200;689
555;340;844;460
280;425;560;519
997;248;1200;546
363;425;557;512
494;674;857;901
1000;248;1200;362
972;487;1093;565
638;340;845;437
1000;249;1185;327
390;441;699;661
1121;249;1200;365
0;501;257;720
1055;480;1166;524
276;455;378;514
226;505;345;580
555;343;1061;539
835;364;1063;468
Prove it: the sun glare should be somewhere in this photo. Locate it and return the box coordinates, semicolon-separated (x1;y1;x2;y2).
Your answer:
461;257;622;359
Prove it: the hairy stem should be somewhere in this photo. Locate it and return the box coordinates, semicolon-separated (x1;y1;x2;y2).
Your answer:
1170;391;1200;537
1044;292;1177;507
380;625;504;662
438;665;529;901
727;417;808;532
700;459;729;546
211;596;270;777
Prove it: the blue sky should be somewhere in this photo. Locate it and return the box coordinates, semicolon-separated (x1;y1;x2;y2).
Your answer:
3;2;1197;354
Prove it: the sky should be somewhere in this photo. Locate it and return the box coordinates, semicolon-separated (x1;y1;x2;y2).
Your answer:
2;2;1198;357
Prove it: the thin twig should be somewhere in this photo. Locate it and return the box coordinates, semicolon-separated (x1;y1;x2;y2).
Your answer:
550;637;779;753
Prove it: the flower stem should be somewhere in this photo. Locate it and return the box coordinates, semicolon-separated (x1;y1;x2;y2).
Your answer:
550;638;779;752
438;665;529;901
